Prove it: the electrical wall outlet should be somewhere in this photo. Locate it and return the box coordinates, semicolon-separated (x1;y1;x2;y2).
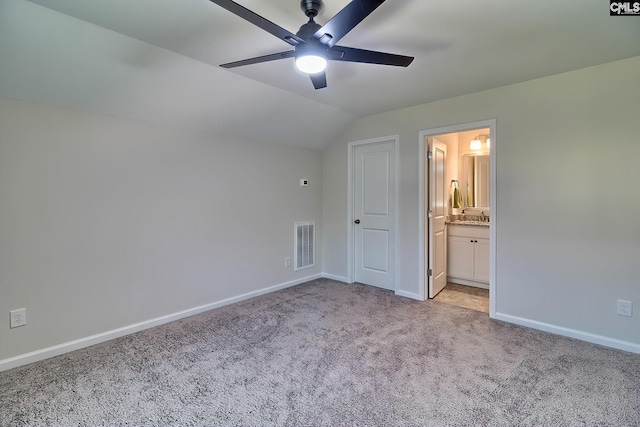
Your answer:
617;300;632;317
284;257;291;267
10;308;27;328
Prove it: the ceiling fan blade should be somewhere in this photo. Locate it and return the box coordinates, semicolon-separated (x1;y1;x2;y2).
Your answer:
329;45;414;67
312;0;385;48
209;0;305;46
310;71;327;90
220;50;295;68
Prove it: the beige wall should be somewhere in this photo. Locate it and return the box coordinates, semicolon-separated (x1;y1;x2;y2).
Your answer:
0;98;323;363
323;55;640;350
2;56;639;368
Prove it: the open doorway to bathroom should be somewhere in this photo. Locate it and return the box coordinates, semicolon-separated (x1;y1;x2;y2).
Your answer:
418;120;496;317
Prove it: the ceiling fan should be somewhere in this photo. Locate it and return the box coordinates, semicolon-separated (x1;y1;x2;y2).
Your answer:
208;0;414;89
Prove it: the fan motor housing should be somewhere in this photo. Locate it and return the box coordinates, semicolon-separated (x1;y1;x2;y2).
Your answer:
297;20;322;39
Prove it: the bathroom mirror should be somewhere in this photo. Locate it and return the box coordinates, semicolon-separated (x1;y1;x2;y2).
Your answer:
463;154;490;209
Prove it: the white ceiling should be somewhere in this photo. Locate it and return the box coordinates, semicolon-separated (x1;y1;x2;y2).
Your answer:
3;0;640;149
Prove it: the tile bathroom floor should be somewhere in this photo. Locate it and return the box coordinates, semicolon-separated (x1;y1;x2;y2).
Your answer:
433;283;489;313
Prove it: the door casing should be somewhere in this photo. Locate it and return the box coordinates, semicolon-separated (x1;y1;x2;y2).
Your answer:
418;120;497;318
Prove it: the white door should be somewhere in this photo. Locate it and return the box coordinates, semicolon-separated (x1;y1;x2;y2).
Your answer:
428;139;447;298
354;141;395;290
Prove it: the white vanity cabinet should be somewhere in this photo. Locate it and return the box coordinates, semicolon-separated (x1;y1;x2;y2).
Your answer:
447;225;489;288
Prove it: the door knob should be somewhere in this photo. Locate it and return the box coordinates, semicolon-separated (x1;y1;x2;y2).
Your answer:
354;219;361;224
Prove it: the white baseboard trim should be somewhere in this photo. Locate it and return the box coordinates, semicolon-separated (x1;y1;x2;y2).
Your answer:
321;273;350;283
0;274;322;373
395;290;422;301
495;312;640;354
320;274;421;301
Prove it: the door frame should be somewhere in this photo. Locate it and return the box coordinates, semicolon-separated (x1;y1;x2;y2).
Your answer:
418;120;497;318
347;135;400;293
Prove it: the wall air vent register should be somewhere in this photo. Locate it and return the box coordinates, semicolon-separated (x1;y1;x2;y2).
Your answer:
295;222;315;271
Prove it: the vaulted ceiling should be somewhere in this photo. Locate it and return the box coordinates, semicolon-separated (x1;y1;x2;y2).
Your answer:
2;0;639;149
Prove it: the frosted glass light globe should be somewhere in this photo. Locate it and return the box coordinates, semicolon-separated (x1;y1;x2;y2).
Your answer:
296;55;327;74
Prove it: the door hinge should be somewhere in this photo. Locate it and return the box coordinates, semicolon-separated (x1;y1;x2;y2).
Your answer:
427;268;433;276
428;210;433;218
427;151;433;160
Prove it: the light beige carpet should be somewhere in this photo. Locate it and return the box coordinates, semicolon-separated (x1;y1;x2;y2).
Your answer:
1;279;638;425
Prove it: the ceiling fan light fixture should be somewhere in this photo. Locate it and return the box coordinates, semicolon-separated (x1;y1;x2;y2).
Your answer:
209;0;414;89
295;53;327;74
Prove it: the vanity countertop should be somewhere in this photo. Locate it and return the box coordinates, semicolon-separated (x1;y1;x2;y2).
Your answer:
446;220;490;228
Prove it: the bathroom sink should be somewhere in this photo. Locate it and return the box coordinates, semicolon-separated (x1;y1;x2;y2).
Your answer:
447;213;489;226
